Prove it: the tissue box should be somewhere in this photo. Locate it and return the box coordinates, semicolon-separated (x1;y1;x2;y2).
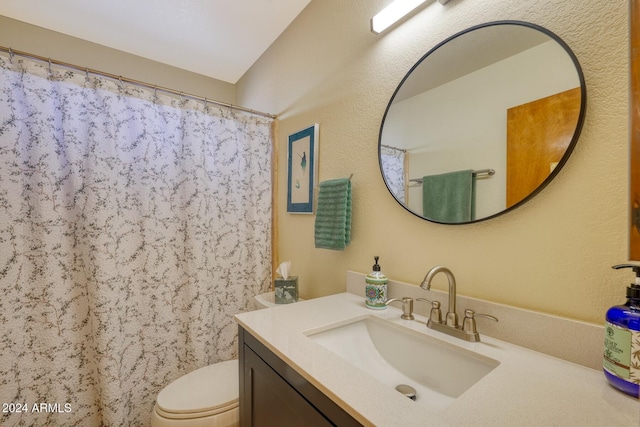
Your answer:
274;276;298;304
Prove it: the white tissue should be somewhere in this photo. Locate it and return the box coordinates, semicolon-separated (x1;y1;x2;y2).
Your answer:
276;261;291;280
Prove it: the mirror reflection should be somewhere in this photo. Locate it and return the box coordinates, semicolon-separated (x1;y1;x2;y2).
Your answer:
379;21;585;224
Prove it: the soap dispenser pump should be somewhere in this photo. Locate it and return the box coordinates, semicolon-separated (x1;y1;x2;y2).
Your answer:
365;256;388;310
603;264;640;397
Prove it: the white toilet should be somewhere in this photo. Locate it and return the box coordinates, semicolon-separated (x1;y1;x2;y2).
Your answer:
150;291;292;427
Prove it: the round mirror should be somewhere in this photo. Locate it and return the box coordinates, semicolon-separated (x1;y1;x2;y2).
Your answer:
379;21;586;224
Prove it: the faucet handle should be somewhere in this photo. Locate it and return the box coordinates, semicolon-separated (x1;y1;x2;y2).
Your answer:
417;298;442;324
462;309;498;341
385;297;414;320
465;309;498;322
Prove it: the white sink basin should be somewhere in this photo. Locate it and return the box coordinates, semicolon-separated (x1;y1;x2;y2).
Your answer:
305;315;499;410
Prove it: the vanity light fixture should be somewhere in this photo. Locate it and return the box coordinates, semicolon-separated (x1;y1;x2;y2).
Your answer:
371;0;451;34
371;0;426;34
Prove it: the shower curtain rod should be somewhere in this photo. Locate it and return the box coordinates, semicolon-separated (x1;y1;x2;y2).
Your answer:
381;144;407;152
0;45;277;119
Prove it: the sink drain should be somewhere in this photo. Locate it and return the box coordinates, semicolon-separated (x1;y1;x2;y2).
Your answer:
395;384;417;401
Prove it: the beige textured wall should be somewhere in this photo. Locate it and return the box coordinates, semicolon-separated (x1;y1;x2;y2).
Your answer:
0;16;236;104
237;0;630;324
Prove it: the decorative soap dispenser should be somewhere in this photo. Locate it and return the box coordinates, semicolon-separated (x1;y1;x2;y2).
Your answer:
604;264;640;397
365;256;388;309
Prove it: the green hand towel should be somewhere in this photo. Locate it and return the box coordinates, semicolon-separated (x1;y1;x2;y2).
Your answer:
422;170;475;223
314;178;352;250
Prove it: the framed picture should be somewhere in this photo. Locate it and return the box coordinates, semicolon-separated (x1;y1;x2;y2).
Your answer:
287;124;319;213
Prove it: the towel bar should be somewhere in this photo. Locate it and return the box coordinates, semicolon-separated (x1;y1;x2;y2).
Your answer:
410;168;495;184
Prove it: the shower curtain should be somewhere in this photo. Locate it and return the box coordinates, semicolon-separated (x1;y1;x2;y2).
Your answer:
380;145;406;203
0;56;272;426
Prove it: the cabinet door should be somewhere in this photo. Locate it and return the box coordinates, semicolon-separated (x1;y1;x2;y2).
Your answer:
242;344;332;427
239;327;362;427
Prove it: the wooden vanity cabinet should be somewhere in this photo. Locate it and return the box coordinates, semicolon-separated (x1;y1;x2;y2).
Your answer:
238;326;362;427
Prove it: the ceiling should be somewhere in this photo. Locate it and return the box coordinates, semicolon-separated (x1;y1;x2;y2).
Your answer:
393;23;551;103
0;0;312;84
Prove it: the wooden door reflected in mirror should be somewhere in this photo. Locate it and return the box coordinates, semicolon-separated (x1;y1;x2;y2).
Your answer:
506;87;581;208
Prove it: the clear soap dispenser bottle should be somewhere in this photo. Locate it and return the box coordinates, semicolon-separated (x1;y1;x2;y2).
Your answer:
365;256;388;309
604;264;640;397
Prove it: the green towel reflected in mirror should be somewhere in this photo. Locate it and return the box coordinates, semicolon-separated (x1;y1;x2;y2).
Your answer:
423;170;476;223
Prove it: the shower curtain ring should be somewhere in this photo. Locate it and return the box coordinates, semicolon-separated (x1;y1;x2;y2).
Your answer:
8;47;14;63
48;58;53;75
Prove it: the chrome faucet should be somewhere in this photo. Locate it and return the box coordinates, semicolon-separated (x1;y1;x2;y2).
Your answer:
420;266;458;327
419;266;498;342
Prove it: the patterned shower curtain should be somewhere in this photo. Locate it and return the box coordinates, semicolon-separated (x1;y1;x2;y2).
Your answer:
380;145;406;203
0;56;272;426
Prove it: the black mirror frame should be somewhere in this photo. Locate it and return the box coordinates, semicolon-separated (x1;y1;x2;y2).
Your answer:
378;20;587;224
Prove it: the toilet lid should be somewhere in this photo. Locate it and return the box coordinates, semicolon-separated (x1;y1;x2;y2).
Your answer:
156;359;239;416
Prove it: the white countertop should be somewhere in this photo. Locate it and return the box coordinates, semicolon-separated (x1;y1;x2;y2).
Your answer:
235;293;639;426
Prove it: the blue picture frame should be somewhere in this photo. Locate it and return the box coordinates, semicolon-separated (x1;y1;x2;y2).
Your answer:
287;124;319;213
